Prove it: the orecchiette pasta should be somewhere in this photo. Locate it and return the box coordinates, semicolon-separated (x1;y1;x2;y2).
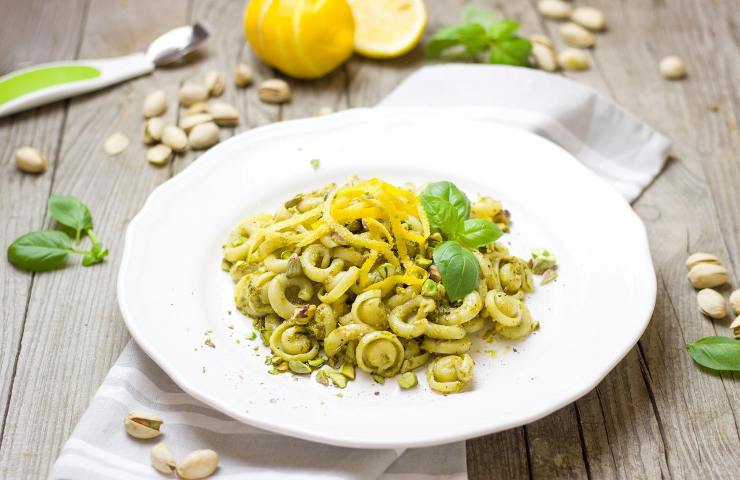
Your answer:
223;178;547;394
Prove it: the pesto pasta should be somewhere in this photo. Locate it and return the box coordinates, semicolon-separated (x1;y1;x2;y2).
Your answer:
222;178;548;394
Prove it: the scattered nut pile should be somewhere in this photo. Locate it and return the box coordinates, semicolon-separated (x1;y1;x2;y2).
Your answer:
685;252;740;337
124;411;219;479
532;0;686;78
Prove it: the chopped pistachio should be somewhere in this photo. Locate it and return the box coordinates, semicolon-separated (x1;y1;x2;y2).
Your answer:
221;259;232;272
280;249;293;260
339;363;355;380
246;331;256;340
420;279;439;298
308;357;325;367
275;362;289;372
288;360;312;374
315;369;330;386
286;253;301;278
415;256;433;268
310;158;320;170
371;374;385;384
271;356;283;365
267;368;281;375
398;372;418;389
540;268;558;285
292;304;316;321
326;370;348;388
261;329;272;346
531;248;557;274
428;265;441;282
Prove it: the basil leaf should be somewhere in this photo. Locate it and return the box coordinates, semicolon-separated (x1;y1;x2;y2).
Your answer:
7;230;71;272
486;19;519;40
427;23;488;58
48;195;93;242
458;219;502;248
433;241;480;302
421;195;462;238
488;36;532;66
686;337;740;371
461;5;498;29
423;181;470;220
82;242;109;267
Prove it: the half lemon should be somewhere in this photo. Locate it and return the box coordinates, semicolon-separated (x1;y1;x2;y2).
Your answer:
348;0;427;58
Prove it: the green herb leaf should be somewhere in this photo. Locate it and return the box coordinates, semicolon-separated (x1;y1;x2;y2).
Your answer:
423;181;470;220
82;241;109;267
686;336;740;371
7;230;72;272
458;219;502;248
433;241;480;302
486;19;520;40
421;195;462;238
488;36;532;66
48;195;93;242
426;6;532;67
427;23;488;59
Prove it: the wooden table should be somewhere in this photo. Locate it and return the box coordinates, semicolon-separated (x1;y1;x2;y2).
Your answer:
1;0;738;478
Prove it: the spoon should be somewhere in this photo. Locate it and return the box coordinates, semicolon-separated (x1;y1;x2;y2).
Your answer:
0;22;211;118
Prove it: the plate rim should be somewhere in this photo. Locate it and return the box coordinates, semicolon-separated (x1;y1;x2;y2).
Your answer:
118;107;656;448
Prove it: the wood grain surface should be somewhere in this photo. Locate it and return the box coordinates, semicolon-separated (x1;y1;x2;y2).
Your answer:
0;0;738;478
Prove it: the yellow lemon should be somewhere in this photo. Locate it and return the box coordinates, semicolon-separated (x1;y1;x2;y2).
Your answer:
348;0;427;58
244;0;356;79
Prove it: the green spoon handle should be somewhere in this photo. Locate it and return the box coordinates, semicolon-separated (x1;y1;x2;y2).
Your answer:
0;53;154;118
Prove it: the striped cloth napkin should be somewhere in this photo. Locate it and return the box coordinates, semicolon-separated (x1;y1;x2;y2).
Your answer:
50;65;669;480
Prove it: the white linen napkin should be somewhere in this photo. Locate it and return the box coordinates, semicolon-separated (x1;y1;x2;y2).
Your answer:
50;64;669;480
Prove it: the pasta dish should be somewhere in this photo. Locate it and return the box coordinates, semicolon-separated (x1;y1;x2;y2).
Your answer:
221;178;556;394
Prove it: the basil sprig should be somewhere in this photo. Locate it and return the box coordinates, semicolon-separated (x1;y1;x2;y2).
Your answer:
686;336;740;372
421;181;502;302
427;5;532;67
7;195;108;272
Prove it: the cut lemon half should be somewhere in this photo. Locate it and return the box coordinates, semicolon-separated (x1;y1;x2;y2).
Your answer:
348;0;427;58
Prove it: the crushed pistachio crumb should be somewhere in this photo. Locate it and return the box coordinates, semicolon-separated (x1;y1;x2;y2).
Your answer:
310;158;320;170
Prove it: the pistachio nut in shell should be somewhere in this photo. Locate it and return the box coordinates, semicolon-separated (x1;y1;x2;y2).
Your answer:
685;252;721;271
151;442;176;474
177;449;219;479
697;288;727;319
687;263;728;289
124;411;163;439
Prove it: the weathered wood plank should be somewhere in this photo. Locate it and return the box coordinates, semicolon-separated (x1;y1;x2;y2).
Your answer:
0;0;88;448
0;0;189;476
466;428;530;480
544;0;740;478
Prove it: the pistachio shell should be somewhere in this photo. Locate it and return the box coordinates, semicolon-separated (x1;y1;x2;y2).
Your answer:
688;263;728;289
204;70;225;97
209;102;240;126
258;79;291;104
103;132;130;156
560;22;595;48
143;90;167;118
146;144;173;166
187;102;210;115
537;0;571;20
697;288;727;319
729;290;740;315
15;146;47;173
151;442;176;474
188;122;220;150
177;449;219;479
571;7;607;31
178;83;209;107
162;125;189;152
730;316;740;339
660;56;686;80
180;113;214;133
557;48;589;70
685;252;721;270
234;63;253;87
124;411;163;439
143;117;165;144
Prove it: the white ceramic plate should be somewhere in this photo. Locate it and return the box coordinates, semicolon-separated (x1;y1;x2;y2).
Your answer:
118;107;655;449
